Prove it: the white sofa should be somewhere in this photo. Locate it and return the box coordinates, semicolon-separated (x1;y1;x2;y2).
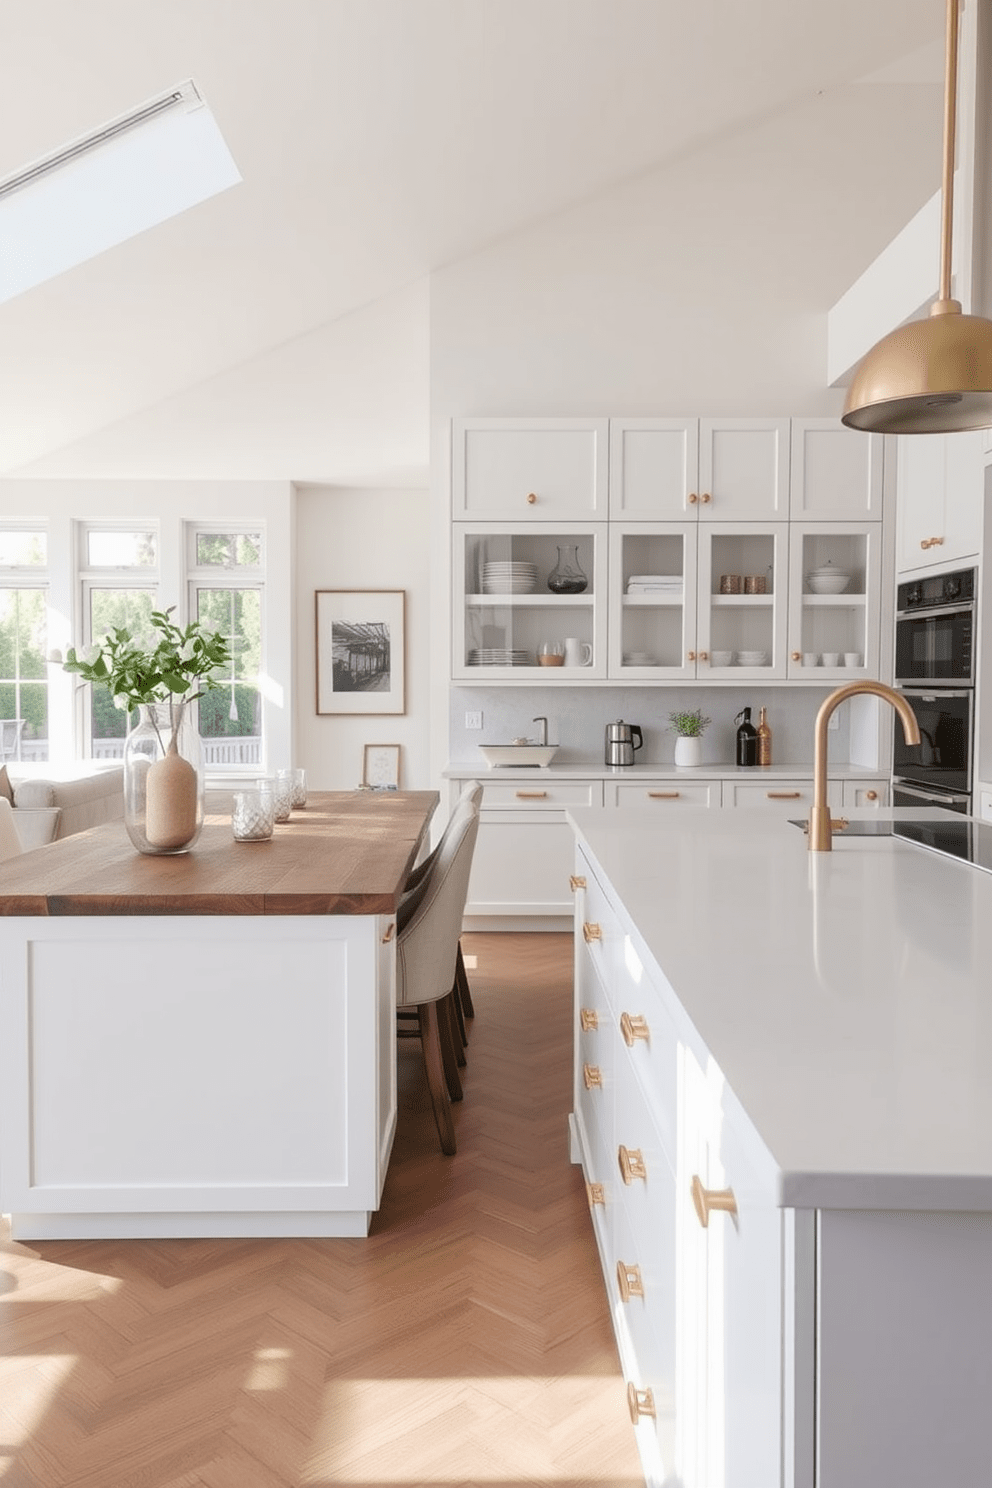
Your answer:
8;763;125;850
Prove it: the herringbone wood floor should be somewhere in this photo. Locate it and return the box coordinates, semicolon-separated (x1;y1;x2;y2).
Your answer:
0;932;643;1488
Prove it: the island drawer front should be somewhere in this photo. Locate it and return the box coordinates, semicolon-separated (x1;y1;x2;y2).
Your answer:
575;960;616;1177
723;779;843;812
575;851;626;1000
608;781;719;808
610;1184;678;1479
481;780;603;810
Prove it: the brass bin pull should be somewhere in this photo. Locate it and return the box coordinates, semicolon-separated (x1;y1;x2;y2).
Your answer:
766;791;802;799
691;1174;738;1227
516;790;547;799
380;922;396;944
648;791;680;799
579;1007;599;1032
620;1011;650;1046
616;1260;644;1303
586;1182;605;1208
618;1145;647;1184
627;1383;656;1423
569;874;586;891
582;922;602;944
582;1062;603;1090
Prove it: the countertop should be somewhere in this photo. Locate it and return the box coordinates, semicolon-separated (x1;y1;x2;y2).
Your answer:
568;804;992;1211
445;759;885;780
0;790;437;916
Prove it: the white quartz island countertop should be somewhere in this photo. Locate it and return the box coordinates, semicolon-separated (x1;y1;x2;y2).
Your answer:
567;805;992;1212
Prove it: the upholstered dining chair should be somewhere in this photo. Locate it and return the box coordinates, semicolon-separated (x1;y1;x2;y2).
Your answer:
396;804;480;1155
0;798;24;860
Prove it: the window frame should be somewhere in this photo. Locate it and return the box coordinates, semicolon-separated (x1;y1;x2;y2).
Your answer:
0;522;50;762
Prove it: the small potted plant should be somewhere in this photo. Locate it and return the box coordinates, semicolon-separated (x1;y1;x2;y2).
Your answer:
668;707;710;768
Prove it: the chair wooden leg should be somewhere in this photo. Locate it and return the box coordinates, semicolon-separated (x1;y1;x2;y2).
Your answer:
418;1001;456;1155
438;993;464;1099
456;942;475;1019
451;971;468;1048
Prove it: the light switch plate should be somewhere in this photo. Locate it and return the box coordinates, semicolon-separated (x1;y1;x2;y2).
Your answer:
465;711;483;730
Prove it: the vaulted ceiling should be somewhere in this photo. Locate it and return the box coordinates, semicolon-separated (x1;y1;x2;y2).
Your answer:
0;0;945;474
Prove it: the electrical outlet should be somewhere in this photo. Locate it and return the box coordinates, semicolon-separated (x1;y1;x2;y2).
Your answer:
465;711;483;730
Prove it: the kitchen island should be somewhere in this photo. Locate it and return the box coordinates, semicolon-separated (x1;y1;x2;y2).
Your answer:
568;805;992;1488
0;790;436;1241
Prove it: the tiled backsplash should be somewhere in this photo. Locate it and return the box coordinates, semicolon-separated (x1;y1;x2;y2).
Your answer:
450;686;851;767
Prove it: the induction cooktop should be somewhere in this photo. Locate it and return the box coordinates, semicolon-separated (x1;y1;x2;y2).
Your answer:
891;818;992;875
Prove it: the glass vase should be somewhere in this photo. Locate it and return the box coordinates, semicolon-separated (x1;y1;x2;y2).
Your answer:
124;700;204;854
546;544;588;594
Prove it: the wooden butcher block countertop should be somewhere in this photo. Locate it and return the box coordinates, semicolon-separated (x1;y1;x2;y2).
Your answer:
0;790;438;917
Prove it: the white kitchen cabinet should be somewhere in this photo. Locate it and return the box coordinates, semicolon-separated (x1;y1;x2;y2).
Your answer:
786;521;883;681
609;520;788;680
464;778;604;920
451;417;609;520
895;429;985;573
723;778;842;813
453;521;608;680
789;419;884;520
607;780;721;808
609;417;790;521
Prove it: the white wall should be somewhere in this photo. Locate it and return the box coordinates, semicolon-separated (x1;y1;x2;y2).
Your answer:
294;485;431;790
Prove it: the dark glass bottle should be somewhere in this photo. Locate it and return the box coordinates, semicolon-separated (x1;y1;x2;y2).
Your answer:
736;707;758;767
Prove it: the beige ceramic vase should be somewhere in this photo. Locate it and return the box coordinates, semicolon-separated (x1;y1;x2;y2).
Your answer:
123;701;204;854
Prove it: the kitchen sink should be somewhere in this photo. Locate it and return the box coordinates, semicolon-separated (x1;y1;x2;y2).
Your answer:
479;744;558;768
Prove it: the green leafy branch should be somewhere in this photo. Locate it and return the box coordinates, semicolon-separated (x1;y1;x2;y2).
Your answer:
63;607;233;714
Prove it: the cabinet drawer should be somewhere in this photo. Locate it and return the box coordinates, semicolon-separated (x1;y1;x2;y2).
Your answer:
842;779;889;809
574;850;626;1003
611;1193;678;1482
723;779;842;812
608;781;719;809
481;780;602;810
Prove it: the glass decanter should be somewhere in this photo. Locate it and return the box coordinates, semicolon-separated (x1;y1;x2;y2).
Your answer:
546;544;588;594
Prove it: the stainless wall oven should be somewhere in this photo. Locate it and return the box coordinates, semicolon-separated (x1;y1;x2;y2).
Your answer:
893;567;976;813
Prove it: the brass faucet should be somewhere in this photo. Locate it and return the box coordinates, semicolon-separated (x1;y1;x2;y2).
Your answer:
809;681;920;852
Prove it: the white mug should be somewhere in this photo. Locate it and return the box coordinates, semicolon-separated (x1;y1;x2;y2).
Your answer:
563;637;592;667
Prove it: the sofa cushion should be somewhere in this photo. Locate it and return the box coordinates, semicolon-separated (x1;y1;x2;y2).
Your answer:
13;806;62;850
0;765;12;803
11;764;124;839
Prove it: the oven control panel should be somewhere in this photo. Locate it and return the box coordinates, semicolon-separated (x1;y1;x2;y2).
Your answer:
898;567;975;611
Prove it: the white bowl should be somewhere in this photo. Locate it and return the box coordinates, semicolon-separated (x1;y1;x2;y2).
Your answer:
710;650;734;666
806;573;850;594
479;744;558;768
737;650;768;664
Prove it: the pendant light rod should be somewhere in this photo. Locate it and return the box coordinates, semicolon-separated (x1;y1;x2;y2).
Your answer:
939;0;960;305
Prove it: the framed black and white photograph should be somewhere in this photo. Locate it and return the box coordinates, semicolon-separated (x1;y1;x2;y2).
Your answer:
315;590;405;715
362;743;401;790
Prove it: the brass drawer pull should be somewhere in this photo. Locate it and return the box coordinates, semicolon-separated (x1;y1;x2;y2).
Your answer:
582;922;602;944
766;791;802;799
627;1383;656;1423
579;1007;599;1032
648;791;680;799
380;922;396;944
527;492;537;504
582;1062;603;1090
691;1174;738;1227
618;1145;647;1184
586;1182;605;1208
616;1260;644;1303
920;535;944;549
620;1011;649;1046
569;874;586;891
516;790;548;799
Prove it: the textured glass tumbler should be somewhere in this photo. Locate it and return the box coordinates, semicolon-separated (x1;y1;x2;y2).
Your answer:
279;766;308;808
257;776;292;822
232;789;275;842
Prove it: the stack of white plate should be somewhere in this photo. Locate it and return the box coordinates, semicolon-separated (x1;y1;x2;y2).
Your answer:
623;651;657;666
467;648;533;666
736;649;769;666
481;561;538;594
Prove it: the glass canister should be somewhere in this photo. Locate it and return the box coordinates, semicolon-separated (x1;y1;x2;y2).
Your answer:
547;545;588;594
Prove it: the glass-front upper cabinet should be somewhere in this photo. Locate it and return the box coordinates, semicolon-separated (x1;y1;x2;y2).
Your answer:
608;523;698;679
451;418;609;520
452;522;608;680
696;524;789;679
786;523;882;681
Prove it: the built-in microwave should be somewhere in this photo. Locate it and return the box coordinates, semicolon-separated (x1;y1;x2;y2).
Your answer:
895;567;975;686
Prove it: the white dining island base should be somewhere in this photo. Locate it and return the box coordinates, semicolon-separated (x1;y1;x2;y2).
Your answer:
0;914;397;1240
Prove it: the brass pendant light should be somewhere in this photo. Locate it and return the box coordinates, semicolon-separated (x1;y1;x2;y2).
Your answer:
842;0;992;433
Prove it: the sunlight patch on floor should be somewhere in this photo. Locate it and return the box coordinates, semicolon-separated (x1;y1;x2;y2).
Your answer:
0;1354;76;1448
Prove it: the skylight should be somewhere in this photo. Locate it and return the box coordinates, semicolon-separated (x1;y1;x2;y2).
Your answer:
0;79;241;304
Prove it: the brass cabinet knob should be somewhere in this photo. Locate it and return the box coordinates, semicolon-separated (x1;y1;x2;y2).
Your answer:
866;789;878;801
586;1182;605;1207
620;1011;650;1046
791;651;801;661
569;874;586;891
648;791;680;799
616;1260;644;1303
579;1007;599;1032
691;1173;738;1227
627;1382;656;1423
699;651;709;661
618;1144;647;1184
583;1062;603;1090
527;492;537;504
687;650;696;662
700;492;712;504
582;922;602;944
687;492;698;504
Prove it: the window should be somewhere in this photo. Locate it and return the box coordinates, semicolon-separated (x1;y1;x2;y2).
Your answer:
189;525;265;772
79;524;158;758
0;526;49;761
